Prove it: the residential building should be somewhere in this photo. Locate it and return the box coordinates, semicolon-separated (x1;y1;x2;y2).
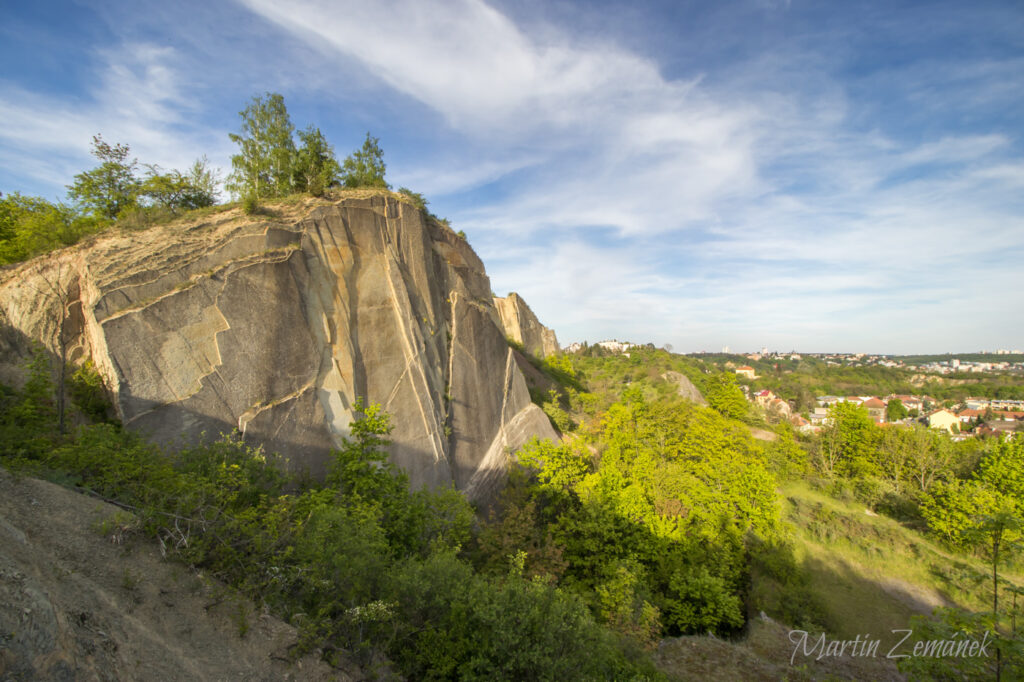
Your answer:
861;397;886;422
735;366;757;379
926;409;959;434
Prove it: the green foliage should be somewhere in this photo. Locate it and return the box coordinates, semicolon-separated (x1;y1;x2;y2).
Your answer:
0;347;59;461
886;398;909;421
919;479;1004;549
241;192;259;215
0;192;96;265
397;187;428;212
12;345;56;432
292;126;340;197
67;135;140;221
812;402;879;478
2;390;655;679
898;607;1023;681
386;552;659;680
327;398;395;497
228;92;296;199
976;439;1024;502
341;132;388;188
702;373;748;420
139;157;220;212
68;359;112;422
496;394;782;639
542;394;575;433
518;437;590;495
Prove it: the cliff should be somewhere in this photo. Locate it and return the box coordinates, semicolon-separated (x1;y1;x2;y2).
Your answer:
0;192;555;501
492;292;559;359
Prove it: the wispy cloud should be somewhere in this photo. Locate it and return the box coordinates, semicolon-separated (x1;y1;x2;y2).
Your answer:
0;43;232;197
2;0;1020;353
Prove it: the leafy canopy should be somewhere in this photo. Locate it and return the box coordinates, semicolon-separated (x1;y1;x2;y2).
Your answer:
227;92;296;199
341;132;389;188
67;135;140;221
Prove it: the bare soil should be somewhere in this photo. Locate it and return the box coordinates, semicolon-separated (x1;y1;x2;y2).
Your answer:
0;468;351;681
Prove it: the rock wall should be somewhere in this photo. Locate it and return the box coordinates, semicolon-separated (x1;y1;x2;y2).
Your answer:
0;194;555;501
662;371;707;405
492;292;559;359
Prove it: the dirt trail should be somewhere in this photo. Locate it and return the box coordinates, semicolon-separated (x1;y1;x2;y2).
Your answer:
0;469;349;681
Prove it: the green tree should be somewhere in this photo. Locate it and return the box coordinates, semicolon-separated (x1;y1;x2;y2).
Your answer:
140;157;220;212
227;93;296;199
292;126;340;197
977;439;1024;504
703;373;748;421
823;401;878;477
920;479;1005;549
327;398;396;500
886;398;908;422
0;193;91;265
341;132;388;188
67;135;140;221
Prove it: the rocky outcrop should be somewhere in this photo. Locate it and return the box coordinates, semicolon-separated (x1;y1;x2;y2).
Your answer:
0;193;555;501
492;292;559;359
662;371;707;405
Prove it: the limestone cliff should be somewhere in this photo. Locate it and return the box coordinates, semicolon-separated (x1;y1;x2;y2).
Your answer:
492;292;559;359
0;193;555;501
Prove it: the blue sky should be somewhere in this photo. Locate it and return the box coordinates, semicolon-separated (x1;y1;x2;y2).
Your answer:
2;0;1022;354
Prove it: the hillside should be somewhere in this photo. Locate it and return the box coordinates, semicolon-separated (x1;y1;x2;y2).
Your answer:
0;468;343;680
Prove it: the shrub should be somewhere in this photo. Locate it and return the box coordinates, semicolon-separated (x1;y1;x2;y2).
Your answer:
241;193;259;215
68;360;112;422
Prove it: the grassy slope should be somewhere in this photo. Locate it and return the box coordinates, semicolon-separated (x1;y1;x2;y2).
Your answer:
655;482;1022;680
780;481;1021;638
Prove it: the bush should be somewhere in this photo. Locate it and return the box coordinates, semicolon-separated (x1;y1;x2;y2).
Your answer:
68;360;112;422
386;552;660;680
241;193;260;215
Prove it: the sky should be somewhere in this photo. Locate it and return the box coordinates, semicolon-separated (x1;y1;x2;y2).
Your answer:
1;0;1022;354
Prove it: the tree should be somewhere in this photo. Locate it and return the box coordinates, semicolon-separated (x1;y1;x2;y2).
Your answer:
397;187;428;212
969;507;1023;681
140;157;220;212
341;132;388;188
818;401;878;477
0;193;90;265
227;93;296;199
292;126;340;197
909;425;955;492
19;260;76;433
67;135;140;221
886;398;908;422
703;374;748;421
877;426;913;492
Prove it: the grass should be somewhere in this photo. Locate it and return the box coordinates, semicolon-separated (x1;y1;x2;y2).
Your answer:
777;481;1021;638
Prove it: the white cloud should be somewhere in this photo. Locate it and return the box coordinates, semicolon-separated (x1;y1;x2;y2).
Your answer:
240;0;762;228
3;0;1020;353
0;43;233;196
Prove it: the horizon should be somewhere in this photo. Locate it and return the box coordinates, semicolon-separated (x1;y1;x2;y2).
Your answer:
567;341;1024;358
2;0;1022;355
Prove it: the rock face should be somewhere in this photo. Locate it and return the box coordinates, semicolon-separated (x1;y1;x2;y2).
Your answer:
0;193;555;501
662;371;707;405
492;292;559;359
